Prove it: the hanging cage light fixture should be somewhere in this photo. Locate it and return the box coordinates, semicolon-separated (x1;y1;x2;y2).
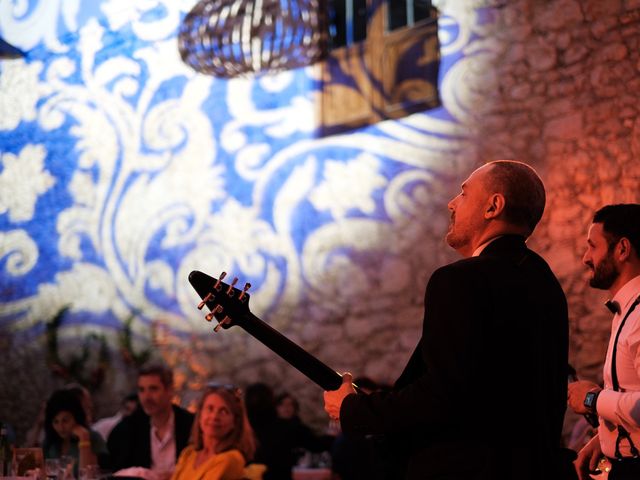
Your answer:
0;37;25;59
178;0;328;78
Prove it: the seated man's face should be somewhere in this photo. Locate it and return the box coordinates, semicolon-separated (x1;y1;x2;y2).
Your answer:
138;374;173;418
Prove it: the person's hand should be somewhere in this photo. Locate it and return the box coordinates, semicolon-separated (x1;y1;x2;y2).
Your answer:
568;380;600;414
574;434;602;480
323;372;355;421
72;424;90;442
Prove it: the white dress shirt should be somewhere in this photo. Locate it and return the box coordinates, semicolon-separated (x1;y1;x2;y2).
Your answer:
150;409;176;478
597;274;640;458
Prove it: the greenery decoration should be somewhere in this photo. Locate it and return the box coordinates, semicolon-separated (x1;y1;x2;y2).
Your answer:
45;306;110;390
118;314;152;368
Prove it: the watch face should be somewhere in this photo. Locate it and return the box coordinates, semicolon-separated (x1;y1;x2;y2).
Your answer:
585;392;596;408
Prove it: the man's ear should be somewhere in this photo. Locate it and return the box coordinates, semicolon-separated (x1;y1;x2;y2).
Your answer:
485;193;505;219
616;237;632;262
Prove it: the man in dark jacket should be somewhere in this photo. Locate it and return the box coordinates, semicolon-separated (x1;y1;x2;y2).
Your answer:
324;160;573;479
108;363;194;479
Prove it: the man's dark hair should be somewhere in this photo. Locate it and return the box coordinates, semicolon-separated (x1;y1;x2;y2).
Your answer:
123;392;139;403
138;362;173;388
593;204;640;255
486;160;546;236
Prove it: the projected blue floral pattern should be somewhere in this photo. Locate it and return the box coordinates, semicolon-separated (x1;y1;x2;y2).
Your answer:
0;1;495;341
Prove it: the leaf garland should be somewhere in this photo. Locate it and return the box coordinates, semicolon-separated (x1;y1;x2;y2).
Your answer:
45;306;110;390
118;313;152;368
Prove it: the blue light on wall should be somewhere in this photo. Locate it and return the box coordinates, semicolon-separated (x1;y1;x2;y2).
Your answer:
0;1;496;345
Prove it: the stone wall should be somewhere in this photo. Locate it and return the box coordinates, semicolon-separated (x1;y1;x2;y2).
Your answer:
475;0;640;375
467;0;640;435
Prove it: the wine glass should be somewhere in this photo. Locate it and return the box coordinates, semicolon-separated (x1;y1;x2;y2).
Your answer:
45;458;60;480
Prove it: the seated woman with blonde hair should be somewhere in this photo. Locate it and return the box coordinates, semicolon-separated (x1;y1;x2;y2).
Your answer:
171;384;256;480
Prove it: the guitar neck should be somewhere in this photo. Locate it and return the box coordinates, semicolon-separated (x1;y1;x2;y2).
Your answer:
241;311;344;391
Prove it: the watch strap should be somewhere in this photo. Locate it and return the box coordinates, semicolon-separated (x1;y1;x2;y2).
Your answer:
584;389;601;414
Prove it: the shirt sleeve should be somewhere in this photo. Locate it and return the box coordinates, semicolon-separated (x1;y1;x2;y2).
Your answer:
597;313;640;429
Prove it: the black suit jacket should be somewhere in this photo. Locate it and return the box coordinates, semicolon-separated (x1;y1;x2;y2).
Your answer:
341;235;570;480
107;404;194;471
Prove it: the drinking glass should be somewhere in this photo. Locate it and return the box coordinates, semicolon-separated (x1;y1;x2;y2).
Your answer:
58;455;74;480
79;464;99;480
45;458;60;480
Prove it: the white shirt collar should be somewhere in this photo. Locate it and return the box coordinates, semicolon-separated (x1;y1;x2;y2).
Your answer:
610;274;640;316
150;408;175;443
472;236;504;257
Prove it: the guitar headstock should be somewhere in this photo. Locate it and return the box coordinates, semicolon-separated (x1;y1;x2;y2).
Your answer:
188;270;251;332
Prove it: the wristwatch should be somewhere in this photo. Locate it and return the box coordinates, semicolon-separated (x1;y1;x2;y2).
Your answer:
584;389;601;414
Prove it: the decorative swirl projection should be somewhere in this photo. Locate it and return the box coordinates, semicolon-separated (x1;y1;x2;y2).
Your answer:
0;0;497;342
0;230;38;276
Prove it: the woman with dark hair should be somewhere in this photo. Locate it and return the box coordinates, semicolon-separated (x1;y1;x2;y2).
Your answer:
275;393;299;421
43;388;108;476
171;384;255;480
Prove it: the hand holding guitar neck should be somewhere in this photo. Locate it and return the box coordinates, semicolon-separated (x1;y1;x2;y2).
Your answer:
324;372;355;420
189;270;360;393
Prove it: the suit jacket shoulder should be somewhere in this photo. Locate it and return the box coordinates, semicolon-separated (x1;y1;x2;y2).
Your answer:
107;405;195;471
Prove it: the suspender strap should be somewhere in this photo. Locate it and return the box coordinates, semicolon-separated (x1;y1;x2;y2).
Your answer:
611;296;640;460
616;425;640;459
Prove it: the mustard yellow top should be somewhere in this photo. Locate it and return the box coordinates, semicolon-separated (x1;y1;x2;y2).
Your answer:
171;445;245;480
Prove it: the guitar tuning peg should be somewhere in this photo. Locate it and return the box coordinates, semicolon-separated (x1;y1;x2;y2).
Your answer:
197;292;214;310
205;304;223;321
214;272;227;291
213;316;231;333
238;282;251;300
226;277;238;296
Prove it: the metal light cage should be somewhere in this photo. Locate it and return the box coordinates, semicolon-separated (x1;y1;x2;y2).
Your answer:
178;0;328;78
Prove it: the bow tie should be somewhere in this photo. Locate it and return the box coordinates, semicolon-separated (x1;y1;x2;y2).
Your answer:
605;300;621;314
